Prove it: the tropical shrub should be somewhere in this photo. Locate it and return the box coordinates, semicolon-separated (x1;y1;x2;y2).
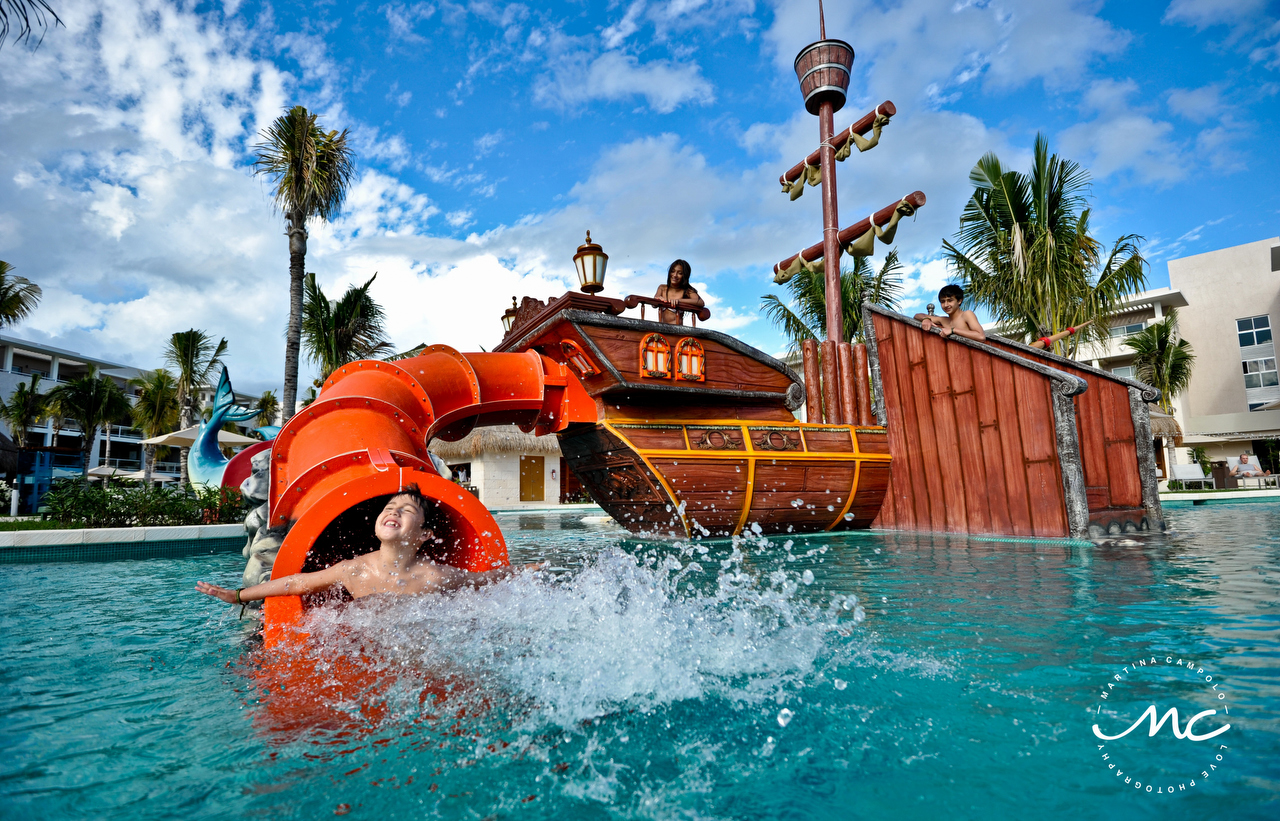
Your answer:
41;481;246;528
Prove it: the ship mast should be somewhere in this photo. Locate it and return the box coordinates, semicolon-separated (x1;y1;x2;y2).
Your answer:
814;0;843;345
776;1;925;425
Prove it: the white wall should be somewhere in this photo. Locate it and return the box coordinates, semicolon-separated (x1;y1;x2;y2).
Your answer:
472;452;560;507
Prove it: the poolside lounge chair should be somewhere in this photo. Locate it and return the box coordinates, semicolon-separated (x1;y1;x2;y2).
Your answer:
1225;457;1278;489
1170;463;1214;490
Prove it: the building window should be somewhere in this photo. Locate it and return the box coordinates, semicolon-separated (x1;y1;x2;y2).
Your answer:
675;338;705;382
1112;365;1136;379
639;333;671;378
1243;358;1278;389
1109;322;1145;338
1238;315;1272;348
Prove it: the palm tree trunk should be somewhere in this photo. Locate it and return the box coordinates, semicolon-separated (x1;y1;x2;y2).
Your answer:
143;443;153;485
80;427;93;483
178;397;192;487
282;212;308;421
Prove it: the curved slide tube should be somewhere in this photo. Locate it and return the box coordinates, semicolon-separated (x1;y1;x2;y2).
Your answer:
262;345;596;644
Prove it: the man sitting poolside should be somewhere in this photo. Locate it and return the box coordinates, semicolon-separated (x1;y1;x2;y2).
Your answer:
1230;454;1272;478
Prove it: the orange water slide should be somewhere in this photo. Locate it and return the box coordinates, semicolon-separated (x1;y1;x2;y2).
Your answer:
261;345;596;644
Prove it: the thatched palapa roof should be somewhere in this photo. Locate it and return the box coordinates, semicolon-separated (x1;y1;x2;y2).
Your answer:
1148;405;1182;440
429;425;562;460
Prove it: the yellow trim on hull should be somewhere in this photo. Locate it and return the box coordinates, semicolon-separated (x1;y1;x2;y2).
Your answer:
601;418;891;538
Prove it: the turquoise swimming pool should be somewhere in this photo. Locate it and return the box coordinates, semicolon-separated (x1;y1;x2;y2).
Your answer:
1;504;1276;819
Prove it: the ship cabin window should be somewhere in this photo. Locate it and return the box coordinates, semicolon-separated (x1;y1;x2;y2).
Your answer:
639;333;671;378
675;337;705;382
560;340;599;377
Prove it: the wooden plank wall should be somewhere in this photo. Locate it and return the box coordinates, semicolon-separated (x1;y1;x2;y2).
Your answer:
870;312;1071;538
982;339;1145;518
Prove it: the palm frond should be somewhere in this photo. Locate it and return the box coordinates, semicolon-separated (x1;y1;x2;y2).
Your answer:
301;272;392;379
947;132;1147;357
253;106;357;225
0;260;42;328
0;0;62;49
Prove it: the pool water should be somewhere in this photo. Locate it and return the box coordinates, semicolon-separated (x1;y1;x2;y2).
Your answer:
2;504;1277;819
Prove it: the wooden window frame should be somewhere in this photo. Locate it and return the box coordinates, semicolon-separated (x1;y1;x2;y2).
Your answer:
639;333;672;379
560;340;599;377
674;337;705;382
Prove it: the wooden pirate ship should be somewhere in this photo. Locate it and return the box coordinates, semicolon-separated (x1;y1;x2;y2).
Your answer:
493;290;891;537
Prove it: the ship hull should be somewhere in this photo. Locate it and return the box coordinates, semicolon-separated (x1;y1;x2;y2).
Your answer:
559;419;890;538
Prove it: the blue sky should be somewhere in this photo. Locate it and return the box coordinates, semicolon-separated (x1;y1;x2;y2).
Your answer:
1;0;1278;395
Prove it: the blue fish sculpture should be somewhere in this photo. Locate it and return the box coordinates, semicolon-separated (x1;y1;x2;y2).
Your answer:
188;367;261;488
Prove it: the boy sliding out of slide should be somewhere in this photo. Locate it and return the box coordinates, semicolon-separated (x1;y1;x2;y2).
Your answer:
913;284;986;342
196;485;536;607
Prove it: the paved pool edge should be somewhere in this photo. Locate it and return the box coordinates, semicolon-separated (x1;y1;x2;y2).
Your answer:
0;523;245;564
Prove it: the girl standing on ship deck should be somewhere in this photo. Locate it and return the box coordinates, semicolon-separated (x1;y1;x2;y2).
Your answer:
655;259;705;325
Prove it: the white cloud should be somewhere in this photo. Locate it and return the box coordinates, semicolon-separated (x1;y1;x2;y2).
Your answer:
474;130;504;156
1166;83;1223;122
1164;0;1280;70
764;0;1130;106
355;129;413;171
603;1;647;49
1059;79;1186;185
386;82;413;108
534;50;714;113
382;2;437;44
1164;0;1268;28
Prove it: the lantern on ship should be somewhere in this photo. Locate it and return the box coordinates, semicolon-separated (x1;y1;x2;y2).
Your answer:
501;297;518;333
573;231;608;294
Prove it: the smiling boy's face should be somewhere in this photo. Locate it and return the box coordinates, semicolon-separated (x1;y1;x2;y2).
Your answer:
939;295;961;316
375;494;428;545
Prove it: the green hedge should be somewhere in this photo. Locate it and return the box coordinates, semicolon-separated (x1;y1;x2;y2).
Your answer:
42;480;247;529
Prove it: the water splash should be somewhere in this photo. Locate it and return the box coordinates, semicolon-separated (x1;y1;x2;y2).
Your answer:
295;543;863;734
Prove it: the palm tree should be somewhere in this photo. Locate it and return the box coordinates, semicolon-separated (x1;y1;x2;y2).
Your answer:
0;261;42;329
942;134;1148;358
254;390;280;428
761;252;904;353
253;106;356;420
164;329;227;485
45;390;65;446
0;0;61;49
128;369;179;484
1124;308;1195;413
46;368;131;481
300;272;393;380
0;373;46;449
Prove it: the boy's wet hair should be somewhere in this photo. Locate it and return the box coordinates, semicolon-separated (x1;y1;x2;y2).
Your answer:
388;484;429;517
938;284;964;303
